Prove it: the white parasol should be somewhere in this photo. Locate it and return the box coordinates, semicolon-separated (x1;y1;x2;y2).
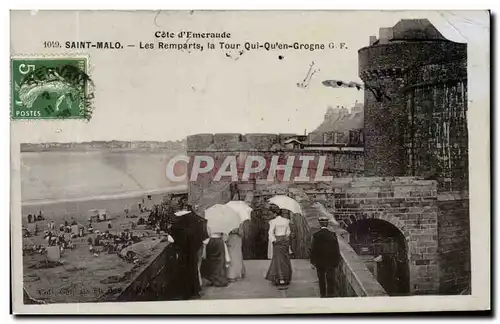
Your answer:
225;200;253;222
204;204;242;234
268;195;303;215
174;210;191;216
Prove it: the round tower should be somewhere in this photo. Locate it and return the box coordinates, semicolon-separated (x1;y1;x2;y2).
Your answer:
359;19;468;190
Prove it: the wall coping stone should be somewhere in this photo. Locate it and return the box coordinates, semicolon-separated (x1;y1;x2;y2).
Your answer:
334;229;388;297
437;191;469;201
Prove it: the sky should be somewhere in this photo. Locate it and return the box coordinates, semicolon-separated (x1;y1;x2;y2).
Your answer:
10;10;490;143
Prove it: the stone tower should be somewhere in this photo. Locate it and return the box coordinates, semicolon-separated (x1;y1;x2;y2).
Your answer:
359;19;468;191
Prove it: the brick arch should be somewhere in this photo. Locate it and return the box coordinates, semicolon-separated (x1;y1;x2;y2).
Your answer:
340;212;410;246
343;214;412;296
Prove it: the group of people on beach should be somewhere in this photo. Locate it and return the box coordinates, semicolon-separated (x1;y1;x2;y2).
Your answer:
23;219;78;257
25;210;45;223
23;208;143;260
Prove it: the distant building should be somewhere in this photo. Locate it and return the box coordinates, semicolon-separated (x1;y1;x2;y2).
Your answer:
314;102;364;134
283;138;305;150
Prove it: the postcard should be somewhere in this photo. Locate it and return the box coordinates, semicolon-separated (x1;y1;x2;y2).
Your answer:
10;10;490;314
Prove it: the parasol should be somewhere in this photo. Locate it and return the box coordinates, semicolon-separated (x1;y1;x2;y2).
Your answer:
268;195;303;215
174;210;191;217
225;200;253;222
204;204;241;234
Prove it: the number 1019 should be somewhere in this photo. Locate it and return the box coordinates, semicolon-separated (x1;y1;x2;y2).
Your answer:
43;41;61;48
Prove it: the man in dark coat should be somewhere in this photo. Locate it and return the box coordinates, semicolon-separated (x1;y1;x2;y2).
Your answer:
310;217;341;298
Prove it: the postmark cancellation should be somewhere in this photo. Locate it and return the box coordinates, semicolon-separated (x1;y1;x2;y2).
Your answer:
11;56;94;121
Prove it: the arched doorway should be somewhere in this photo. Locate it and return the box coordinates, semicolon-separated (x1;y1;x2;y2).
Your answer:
347;219;410;296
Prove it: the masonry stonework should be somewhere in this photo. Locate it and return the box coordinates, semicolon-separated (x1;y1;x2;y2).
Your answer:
359;19;468;192
183;19;471;298
186;131;470;295
186;133;364;213
355;19;471;295
322;177;439;295
437;193;471;294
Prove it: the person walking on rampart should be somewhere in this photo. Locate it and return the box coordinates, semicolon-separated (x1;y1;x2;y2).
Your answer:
265;205;293;287
310;217;341;298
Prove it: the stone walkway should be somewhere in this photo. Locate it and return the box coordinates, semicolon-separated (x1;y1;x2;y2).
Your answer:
202;259;319;299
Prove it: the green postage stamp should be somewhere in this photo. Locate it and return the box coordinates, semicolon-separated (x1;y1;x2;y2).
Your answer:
11;57;94;120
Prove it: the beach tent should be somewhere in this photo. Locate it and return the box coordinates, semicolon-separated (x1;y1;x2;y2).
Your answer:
46;246;61;262
98;209;107;221
87;209;99;222
27;223;37;233
71;225;79;236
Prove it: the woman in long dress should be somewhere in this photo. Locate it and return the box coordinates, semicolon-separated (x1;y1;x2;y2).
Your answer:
240;218;253;259
168;210;207;300
201;232;229;287
265;207;293;286
226;226;245;282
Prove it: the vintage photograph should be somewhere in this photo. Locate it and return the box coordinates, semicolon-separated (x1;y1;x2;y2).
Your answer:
10;10;489;314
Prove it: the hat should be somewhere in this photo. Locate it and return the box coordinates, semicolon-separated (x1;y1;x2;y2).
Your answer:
174;210;191;217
